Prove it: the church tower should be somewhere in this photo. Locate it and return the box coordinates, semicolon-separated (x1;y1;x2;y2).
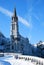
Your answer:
11;8;19;41
10;8;20;52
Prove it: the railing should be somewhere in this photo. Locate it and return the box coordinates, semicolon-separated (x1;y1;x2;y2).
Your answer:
15;55;44;65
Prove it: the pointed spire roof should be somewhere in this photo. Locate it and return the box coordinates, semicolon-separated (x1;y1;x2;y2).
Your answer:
13;8;17;17
12;8;18;21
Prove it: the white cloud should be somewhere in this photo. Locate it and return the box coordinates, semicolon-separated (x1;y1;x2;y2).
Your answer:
0;7;12;17
0;6;31;27
18;16;30;27
32;13;40;21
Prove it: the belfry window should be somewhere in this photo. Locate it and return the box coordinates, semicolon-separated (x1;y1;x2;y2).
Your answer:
12;24;15;30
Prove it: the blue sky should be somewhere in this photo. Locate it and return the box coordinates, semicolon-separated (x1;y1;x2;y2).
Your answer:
0;0;44;44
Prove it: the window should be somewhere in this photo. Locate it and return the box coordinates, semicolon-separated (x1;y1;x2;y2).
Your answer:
12;45;14;49
12;24;15;30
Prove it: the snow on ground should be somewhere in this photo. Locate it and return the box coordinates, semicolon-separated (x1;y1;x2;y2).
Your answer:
0;60;11;65
0;55;44;65
0;55;34;65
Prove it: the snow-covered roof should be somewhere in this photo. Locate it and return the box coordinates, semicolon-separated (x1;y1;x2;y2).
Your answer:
41;42;44;45
37;42;44;46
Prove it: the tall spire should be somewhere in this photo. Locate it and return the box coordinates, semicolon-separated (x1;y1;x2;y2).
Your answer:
12;8;18;21
13;8;17;17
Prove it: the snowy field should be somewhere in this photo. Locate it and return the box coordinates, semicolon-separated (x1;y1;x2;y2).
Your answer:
0;54;44;65
0;55;34;65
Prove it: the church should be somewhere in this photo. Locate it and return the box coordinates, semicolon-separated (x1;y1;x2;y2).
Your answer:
0;8;44;58
0;8;32;55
